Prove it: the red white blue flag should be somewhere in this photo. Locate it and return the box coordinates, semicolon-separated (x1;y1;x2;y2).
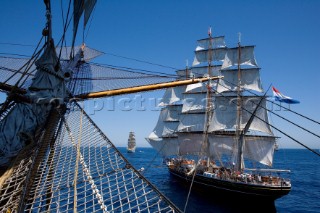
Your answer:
272;86;300;104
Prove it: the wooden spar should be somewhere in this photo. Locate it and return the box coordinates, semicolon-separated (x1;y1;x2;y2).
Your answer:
76;76;223;99
0;76;223;101
0;83;26;95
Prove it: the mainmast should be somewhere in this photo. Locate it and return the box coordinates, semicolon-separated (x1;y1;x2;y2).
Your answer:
235;33;244;171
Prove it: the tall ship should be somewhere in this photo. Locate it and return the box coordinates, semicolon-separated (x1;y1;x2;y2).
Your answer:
127;131;136;153
147;31;291;200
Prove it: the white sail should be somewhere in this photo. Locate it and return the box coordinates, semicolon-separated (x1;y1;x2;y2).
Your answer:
150;108;179;137
182;93;207;113
193;48;227;66
208;135;276;166
158;86;185;106
221;46;258;69
163;121;180;137
244;136;276;166
185;82;205;93
178;133;205;155
209;96;273;135
147;105;181;156
185;82;217;94
176;66;221;78
178;113;206;132
217;68;263;93
146;137;180;157
190;66;221;77
164;105;181;121
208;135;236;157
195;36;226;51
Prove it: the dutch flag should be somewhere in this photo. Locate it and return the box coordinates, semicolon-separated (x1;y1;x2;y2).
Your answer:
272;86;300;104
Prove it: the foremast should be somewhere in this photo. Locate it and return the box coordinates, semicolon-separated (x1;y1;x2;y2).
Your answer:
173;34;226;158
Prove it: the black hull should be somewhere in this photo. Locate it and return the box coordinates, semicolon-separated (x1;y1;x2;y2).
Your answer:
169;168;290;201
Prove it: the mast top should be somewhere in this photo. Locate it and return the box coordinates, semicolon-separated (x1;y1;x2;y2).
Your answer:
208;26;212;38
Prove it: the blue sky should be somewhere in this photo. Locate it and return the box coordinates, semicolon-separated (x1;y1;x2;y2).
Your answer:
0;0;320;149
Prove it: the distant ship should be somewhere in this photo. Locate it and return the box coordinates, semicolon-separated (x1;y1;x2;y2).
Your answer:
127;131;136;153
275;142;279;151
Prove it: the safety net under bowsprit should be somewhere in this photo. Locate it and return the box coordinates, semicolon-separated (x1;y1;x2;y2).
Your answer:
0;101;181;213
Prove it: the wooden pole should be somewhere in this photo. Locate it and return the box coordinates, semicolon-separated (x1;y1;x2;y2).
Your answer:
76;76;222;99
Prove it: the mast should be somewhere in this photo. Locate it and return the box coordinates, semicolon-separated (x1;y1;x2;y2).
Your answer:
235;33;244;171
203;27;213;164
44;0;52;42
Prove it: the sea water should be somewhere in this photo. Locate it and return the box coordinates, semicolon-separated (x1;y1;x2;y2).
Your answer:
119;148;320;213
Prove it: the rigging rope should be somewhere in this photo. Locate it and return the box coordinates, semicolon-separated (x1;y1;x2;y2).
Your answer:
57;0;72;61
0;42;35;47
4;36;44;86
84;4;96;41
61;109;108;213
90;62;179;78
104;52;178;70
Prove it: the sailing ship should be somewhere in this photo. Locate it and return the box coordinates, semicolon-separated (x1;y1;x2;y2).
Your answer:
147;32;291;200
0;1;221;212
275;142;279;151
127;131;136;153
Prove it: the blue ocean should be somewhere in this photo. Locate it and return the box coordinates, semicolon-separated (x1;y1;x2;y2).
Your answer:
118;148;320;213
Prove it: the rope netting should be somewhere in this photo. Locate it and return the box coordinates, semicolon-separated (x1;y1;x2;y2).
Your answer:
17;102;180;212
0;56;35;89
68;63;174;96
0;56;175;97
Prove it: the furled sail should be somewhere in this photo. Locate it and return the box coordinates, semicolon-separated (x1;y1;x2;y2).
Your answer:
0;42;67;166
